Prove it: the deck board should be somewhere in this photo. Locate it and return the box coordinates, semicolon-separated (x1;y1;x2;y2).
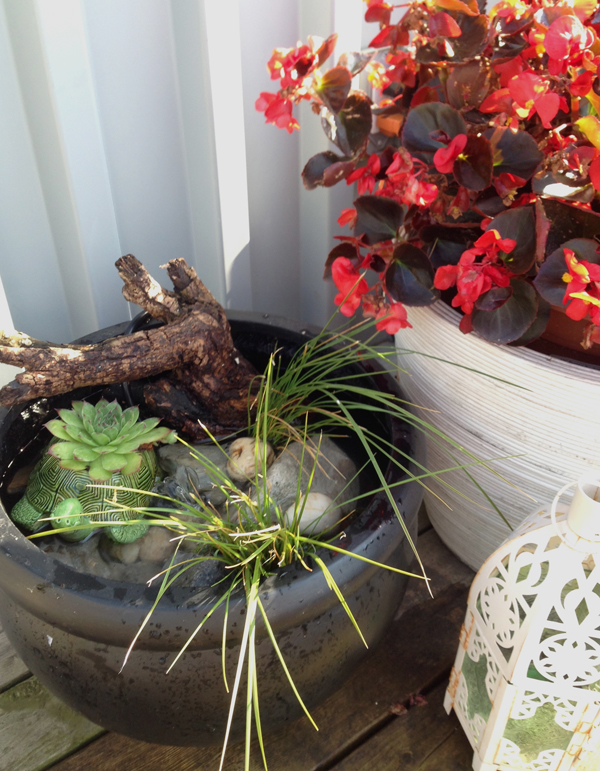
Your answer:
0;677;103;771
0;625;29;692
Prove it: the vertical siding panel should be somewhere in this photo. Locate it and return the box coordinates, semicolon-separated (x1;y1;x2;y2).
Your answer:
0;1;71;342
240;0;301;320
169;0;226;306
3;0;97;341
82;0;195;285
36;0;126;332
203;0;252;310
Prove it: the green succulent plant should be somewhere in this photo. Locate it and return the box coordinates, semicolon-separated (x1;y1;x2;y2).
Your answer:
46;399;176;482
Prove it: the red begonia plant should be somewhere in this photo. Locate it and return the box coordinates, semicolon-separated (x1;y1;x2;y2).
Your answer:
256;0;600;348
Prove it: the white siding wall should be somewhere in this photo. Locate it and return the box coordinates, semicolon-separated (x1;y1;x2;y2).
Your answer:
0;0;368;349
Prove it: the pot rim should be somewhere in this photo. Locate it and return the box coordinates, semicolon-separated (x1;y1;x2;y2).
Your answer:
0;311;425;649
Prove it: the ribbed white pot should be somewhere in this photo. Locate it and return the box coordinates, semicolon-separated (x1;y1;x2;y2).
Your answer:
394;302;600;571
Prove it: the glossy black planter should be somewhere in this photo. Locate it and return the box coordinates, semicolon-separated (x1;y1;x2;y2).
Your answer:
0;312;425;746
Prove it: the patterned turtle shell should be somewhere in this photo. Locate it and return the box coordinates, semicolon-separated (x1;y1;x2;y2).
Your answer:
11;444;160;543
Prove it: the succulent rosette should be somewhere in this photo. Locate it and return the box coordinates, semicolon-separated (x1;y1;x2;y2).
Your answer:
46;399;176;482
258;0;600;349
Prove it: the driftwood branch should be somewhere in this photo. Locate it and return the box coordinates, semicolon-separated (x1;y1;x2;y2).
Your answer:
0;255;259;437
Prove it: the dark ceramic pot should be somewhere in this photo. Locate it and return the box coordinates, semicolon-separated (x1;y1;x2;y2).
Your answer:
0;312;425;746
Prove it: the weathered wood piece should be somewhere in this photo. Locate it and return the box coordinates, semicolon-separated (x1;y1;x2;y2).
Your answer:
0;256;259;437
0;677;103;771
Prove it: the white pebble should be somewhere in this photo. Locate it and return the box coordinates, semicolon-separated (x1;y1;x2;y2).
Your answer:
285;492;341;535
227;438;274;483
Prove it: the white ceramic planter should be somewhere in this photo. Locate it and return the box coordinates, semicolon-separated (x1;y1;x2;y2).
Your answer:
394;302;600;571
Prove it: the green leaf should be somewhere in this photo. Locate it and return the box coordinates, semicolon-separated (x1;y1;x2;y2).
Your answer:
353;195;404;245
402;103;466;158
81;402;97;424
72;445;100;463
49;442;77;460
120;453;143;476
90;431;111;446
471;278;538;343
57;409;83;428
58;459;88;471
315;66;351;114
88;457;113;481
534;238;600;306
486;206;536;274
313;555;367;648
100;452;129;472
45;420;71;441
385;243;438;306
453;134;493;191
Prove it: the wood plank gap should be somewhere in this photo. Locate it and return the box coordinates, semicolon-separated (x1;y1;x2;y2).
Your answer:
0;671;32;695
414;730;461;770
310;666;453;771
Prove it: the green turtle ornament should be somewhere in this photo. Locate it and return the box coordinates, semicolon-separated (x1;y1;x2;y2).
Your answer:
11;399;176;543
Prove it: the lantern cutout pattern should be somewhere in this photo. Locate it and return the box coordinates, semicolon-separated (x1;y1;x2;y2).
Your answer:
445;473;600;771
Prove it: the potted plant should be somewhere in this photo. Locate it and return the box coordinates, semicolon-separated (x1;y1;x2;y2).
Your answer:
0;255;485;768
256;0;600;569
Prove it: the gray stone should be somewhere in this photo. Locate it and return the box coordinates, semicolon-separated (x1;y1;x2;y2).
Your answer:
161;550;226;590
247;436;359;523
157;443;239;507
137;526;178;563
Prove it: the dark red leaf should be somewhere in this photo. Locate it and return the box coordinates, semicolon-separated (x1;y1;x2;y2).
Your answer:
429;11;462;37
323;242;361;279
302;151;347;190
315;34;338;67
315;66;352;113
411;86;440;107
453;134;493;191
365;2;392;26
446;61;490;109
354;195;404;245
369;24;409;48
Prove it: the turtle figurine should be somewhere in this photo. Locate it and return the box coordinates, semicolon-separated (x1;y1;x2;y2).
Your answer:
11;399;177;543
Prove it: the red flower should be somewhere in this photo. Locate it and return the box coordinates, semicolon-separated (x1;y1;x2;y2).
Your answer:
434;230;515;314
562;249;600;324
255;93;299;133
544;15;594;76
508;72;560;129
375;303;411;334
331;257;369;316
267;44;318;89
337;208;357;228
433;135;467;174
570;70;594;97
347;154;382;195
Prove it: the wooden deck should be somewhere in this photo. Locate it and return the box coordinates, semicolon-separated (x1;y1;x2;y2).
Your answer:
0;517;481;771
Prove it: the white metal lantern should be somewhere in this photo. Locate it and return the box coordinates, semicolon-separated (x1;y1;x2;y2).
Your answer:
444;472;600;771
